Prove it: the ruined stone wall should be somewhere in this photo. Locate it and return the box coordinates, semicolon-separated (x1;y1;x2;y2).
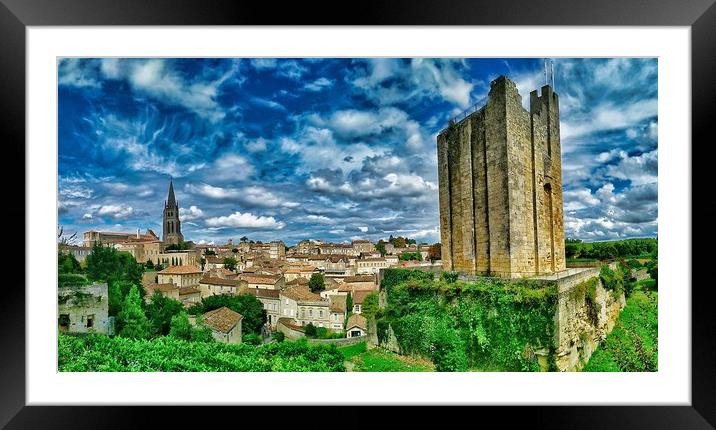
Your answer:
437;76;566;278
550;267;625;371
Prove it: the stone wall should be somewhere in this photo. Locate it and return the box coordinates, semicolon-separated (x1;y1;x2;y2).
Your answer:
437;76;566;278
58;283;111;335
307;335;367;346
549;267;625;371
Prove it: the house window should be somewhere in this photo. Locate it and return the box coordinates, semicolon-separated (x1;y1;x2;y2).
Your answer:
319;310;324;318
86;314;94;328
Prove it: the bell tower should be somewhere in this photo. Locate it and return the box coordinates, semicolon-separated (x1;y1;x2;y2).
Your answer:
162;178;184;247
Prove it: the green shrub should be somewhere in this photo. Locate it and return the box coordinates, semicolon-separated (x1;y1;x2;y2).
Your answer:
378;269;557;371
58;273;90;288
271;331;285;343
304;323;317;338
440;271;459;283
242;333;262;345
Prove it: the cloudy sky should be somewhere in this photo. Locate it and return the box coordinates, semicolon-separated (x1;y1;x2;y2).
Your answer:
58;58;657;245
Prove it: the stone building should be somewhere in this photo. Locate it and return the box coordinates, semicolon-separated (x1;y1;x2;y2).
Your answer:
157;265;203;288
58;283;110;335
437;75;566;278
202;306;243;344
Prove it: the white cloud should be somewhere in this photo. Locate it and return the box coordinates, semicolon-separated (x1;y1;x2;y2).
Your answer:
303;77;334;92
99;59;238;122
603;149;658;186
205;211;285;229
96;204;135;220
58;59;100;88
180;205;205;221
250;58;278;70
82;213;93;219
211;154;255;181
245;137;268;152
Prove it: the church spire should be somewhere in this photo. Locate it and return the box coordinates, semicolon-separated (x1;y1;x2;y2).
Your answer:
167;177;177;208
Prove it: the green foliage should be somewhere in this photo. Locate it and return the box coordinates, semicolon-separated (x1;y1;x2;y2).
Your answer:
583;290;658;372
600;263;635;297
145;292;185;336
271;331;285;343
564;238;657;260
145;259;155;269
204;249;216;256
189;294;266;335
58;252;83;274
375;241;386;256
85;243;144;287
338;341;367;359
116;285;151;340
360;292;380;320
242;333;262;345
58;335;346;371
346;292;353;315
308;273;325;293
348;347;433;372
304;323;317;337
380;268;434;295
108;280;137;317
58;273;90;288
164;241;191;251
168;312;212;342
440;271;459;283
378;270;557;371
222;257;237;271
646;262;658;286
399;252;423;261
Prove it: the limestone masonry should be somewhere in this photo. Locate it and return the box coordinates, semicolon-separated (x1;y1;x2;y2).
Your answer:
437;75;566;278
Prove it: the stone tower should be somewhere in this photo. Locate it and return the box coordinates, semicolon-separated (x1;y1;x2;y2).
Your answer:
437;75;566;278
162;178;184;247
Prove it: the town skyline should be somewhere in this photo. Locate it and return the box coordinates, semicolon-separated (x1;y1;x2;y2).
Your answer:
58;58;658;245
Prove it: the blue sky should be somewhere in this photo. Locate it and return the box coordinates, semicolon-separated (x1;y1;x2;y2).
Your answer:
58;58;657;245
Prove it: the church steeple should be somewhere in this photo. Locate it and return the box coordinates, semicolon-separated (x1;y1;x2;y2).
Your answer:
166;177;177;208
162;177;183;247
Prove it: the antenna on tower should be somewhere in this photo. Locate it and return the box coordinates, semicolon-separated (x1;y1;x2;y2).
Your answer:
550;59;555;90
544;58;548;86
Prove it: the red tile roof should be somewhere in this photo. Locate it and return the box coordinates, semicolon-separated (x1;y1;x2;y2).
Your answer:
158;265;202;275
202;307;242;333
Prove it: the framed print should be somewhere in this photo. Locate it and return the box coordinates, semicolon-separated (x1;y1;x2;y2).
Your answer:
3;0;714;427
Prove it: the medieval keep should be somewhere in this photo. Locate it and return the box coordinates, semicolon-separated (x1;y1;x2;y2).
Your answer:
437;75;566;278
162;178;184;246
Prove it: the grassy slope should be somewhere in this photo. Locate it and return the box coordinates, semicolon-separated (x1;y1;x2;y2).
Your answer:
583;285;658;372
339;342;434;372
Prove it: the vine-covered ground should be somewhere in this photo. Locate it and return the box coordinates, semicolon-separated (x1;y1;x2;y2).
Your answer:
58;334;345;372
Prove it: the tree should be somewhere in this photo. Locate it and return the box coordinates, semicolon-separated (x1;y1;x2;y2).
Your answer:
240;236;248;243
376;240;387;256
200;257;206;271
145;259;155;270
57;225;78;246
346;292;353;314
394;237;407;248
304;323;317;337
117;285;151;339
190;294;266;334
223;257;237;271
169;312;213;342
243;333;262;345
85;243;144;289
361;292;380;320
204;249;216;256
145;291;185;336
308;273;325;293
58;252;82;274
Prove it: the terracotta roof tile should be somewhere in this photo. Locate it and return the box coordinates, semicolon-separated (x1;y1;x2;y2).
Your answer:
281;286;323;302
158;265;202;275
203;306;242;333
346;314;367;330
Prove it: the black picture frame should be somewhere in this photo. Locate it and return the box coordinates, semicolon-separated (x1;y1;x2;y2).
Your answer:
2;0;713;427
